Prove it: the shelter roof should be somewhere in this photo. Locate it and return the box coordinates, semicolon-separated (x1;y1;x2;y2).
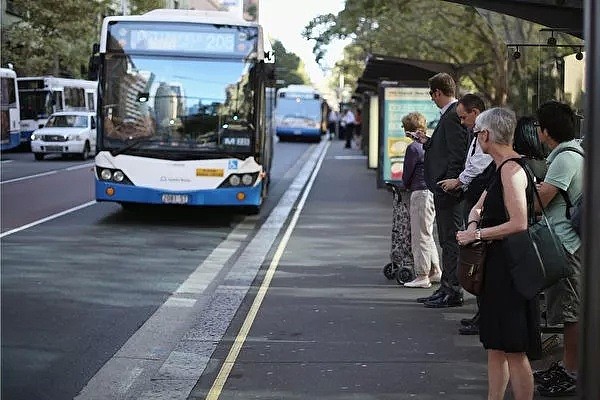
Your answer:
445;0;583;38
355;54;484;94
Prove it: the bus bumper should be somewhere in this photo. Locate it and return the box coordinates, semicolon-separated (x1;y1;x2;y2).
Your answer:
276;128;321;138
1;133;21;151
20;130;34;143
95;180;263;207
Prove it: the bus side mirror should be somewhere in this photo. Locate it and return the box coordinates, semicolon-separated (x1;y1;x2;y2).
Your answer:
92;43;100;54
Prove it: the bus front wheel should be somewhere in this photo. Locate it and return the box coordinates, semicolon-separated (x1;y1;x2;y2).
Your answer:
34;153;44;161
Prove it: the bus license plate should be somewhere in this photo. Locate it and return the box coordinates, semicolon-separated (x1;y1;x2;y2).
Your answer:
161;194;189;204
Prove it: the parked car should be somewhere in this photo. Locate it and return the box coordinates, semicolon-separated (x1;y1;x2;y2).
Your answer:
30;111;97;160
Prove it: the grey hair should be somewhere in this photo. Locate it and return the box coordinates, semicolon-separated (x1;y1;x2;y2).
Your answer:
475;107;517;146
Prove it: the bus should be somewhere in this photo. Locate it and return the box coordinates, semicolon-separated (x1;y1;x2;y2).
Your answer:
274;84;326;141
91;8;275;212
1;68;21;151
17;76;97;143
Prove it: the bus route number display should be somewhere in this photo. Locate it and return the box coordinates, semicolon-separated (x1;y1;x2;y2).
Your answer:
129;30;236;53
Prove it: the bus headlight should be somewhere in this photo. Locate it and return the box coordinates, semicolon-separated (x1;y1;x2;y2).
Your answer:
100;169;112;180
218;172;259;188
68;134;82;141
96;167;133;185
229;175;241;186
113;170;125;182
241;174;253;186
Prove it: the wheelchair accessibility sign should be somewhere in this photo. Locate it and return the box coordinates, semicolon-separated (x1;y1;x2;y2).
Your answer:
228;160;238;170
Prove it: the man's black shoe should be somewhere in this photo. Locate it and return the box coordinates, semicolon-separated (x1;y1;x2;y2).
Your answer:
424;292;464;308
534;362;563;385
536;368;577;397
416;288;444;303
458;323;479;335
460;311;480;326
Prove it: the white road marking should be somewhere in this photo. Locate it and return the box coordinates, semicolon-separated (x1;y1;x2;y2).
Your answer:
74;141;329;400
1;159;13;164
333;155;367;160
0;162;94;185
0;201;97;239
206;135;329;399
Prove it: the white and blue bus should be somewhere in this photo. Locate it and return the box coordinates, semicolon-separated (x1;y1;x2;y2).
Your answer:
1;68;21;151
17;76;97;143
92;8;274;212
274;84;325;141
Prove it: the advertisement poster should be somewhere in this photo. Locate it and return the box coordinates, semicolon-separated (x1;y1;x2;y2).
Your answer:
381;86;440;186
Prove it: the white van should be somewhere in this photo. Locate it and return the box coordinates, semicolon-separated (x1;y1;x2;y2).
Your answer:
30;111;96;160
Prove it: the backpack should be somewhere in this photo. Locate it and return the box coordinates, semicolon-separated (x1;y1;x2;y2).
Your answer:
554;147;584;237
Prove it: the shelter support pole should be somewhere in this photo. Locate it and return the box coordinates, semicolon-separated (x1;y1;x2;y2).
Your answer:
579;1;600;399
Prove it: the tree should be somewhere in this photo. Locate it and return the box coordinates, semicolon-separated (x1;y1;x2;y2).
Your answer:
129;0;164;14
1;0;114;78
0;0;163;79
303;0;582;111
271;40;310;87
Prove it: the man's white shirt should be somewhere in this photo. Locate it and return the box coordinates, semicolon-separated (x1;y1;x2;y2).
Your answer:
459;136;493;187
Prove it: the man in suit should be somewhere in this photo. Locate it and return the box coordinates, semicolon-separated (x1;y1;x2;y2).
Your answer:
414;73;468;308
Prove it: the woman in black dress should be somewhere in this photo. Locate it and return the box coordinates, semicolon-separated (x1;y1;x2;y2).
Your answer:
457;108;541;400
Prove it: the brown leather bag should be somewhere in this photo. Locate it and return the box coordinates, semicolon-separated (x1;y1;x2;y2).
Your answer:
457;240;488;295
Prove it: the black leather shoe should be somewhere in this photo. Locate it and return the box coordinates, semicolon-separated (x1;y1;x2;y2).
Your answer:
424;293;464;308
416;288;444;303
460;312;480;326
458;323;479;335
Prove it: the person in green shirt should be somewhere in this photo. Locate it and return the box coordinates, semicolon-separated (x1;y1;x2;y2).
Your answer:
532;101;583;397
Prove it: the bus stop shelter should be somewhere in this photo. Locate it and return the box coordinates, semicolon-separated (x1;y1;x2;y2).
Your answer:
355;54;483;170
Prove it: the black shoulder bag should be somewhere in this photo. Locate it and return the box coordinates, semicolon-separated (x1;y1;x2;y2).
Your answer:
503;159;573;300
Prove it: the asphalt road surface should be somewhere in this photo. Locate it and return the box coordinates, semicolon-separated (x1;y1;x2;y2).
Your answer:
1;139;320;400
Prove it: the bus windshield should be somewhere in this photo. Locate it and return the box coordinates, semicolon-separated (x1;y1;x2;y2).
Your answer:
19;90;51;119
101;54;256;156
275;98;322;125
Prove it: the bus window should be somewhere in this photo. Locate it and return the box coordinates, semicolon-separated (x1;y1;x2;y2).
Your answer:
65;87;85;109
87;92;94;111
52;92;63;114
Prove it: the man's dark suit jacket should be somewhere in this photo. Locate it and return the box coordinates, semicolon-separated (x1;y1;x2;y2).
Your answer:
423;102;468;203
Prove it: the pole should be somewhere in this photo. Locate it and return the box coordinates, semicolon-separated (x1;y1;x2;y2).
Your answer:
579;1;600;399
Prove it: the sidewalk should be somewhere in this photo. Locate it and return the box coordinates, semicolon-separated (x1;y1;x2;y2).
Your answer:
187;139;566;400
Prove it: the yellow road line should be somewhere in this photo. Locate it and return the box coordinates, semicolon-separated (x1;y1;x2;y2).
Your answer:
206;141;330;399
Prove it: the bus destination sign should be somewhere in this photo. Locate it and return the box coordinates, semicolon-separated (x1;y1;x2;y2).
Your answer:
108;23;257;56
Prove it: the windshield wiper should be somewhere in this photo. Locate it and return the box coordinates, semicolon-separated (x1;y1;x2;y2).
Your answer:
111;138;160;156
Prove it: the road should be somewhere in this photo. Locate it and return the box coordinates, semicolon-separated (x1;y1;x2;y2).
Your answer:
0;140;320;400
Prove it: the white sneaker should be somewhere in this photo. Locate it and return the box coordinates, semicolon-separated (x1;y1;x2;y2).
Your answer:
404;276;432;288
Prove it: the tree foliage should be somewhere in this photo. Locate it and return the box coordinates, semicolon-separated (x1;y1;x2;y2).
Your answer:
304;0;583;111
0;0;165;79
271;40;310;86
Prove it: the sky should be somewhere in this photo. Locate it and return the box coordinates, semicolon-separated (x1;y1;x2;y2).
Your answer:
258;0;350;85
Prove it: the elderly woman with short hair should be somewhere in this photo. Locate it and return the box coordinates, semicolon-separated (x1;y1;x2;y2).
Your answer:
456;108;541;400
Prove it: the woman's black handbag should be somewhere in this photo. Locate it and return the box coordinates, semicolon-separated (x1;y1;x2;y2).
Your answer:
458;240;487;296
504;162;572;300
